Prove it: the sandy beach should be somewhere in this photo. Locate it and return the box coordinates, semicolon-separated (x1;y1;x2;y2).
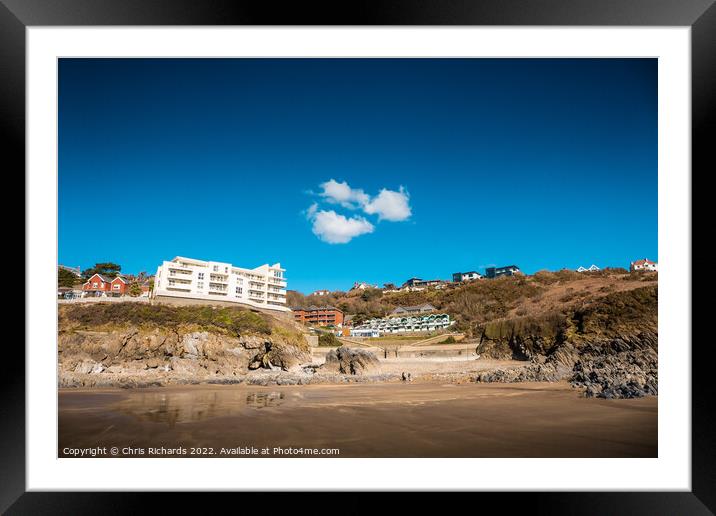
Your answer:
59;381;657;458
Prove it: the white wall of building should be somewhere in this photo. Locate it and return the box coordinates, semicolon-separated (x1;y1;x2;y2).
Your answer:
152;256;289;312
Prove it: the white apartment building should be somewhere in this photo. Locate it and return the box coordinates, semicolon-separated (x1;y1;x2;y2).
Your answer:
151;256;289;312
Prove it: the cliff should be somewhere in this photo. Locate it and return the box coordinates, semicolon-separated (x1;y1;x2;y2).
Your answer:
474;286;658;398
58;303;312;388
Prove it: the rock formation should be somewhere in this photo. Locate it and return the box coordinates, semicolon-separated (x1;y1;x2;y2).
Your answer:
321;346;381;375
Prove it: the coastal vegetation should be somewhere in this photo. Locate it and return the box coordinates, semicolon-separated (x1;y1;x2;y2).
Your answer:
287;269;658;335
60;302;272;336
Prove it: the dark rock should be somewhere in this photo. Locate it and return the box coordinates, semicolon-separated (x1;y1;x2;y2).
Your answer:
321;346;380;375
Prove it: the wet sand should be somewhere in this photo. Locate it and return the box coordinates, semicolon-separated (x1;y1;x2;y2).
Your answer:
59;382;657;458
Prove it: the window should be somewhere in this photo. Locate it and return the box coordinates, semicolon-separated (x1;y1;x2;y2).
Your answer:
197;282;204;289
236;287;243;295
198;272;204;280
92;282;98;288
213;265;218;272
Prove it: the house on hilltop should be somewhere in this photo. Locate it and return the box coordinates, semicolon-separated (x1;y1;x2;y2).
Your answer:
630;258;658;272
485;265;521;279
350;281;377;291
577;265;600;273
399;278;446;291
452;271;482;282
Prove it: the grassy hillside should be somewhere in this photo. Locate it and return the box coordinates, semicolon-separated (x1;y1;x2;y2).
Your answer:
58;302;307;347
287;269;658;333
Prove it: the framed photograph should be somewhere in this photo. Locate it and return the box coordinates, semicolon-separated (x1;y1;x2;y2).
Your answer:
6;0;711;512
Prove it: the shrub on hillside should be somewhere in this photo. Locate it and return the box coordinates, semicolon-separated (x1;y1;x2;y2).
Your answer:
317;332;341;347
572;286;657;335
533;270;558;284
361;288;382;302
59;302;271;335
554;269;582;282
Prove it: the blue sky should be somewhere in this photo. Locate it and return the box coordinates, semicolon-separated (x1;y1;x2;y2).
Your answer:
59;58;657;294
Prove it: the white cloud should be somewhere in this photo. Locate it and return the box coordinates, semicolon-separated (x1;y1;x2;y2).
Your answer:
310;209;374;244
363;186;412;221
319;179;370;209
305;202;318;219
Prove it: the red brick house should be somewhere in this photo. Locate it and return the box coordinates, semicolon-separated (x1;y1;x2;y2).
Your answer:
82;274;129;297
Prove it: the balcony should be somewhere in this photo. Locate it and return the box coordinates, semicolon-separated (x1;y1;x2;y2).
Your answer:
167;282;191;291
169;264;193;273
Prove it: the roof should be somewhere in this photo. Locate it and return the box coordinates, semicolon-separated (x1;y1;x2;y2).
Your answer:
632;258;656;266
84;273;112;283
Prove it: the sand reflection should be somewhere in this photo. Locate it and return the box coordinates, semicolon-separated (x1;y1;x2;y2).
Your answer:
112;389;286;425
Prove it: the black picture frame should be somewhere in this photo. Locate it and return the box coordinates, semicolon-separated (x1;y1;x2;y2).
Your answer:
3;0;711;513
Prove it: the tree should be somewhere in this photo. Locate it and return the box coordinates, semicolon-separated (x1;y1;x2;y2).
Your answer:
58;267;79;288
361;288;382;302
128;283;142;297
82;262;122;280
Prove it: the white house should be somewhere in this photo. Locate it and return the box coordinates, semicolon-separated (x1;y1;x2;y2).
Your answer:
452;271;482;282
151;256;289;312
630;258;658;272
350;281;377;291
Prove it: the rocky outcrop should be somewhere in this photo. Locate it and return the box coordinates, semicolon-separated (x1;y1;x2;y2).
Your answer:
474;287;658;399
58;325;312;388
321;346;381;375
475;333;657;398
570;336;658;399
